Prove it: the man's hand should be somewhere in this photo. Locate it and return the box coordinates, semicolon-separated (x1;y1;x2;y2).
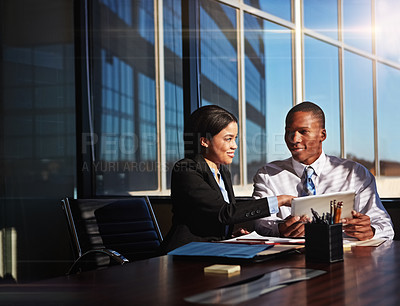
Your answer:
277;195;296;207
341;210;375;240
278;215;309;237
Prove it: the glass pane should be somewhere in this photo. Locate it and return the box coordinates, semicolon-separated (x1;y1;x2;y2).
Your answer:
343;51;374;171
199;0;240;184
342;0;372;52
91;0;157;194
2;44;76;196
303;0;338;40
244;0;291;21
304;36;340;156
376;0;400;64
164;0;184;188
244;14;293;183
0;0;76;281
377;63;400;176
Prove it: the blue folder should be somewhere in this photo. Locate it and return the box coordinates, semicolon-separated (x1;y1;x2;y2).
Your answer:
168;242;272;259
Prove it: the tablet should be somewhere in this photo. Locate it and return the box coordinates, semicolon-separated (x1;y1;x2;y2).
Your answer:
291;190;355;219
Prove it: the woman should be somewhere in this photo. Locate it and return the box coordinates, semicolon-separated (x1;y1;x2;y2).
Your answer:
162;105;292;252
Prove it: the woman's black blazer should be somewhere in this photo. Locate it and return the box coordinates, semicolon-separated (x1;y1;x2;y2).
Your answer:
162;154;271;252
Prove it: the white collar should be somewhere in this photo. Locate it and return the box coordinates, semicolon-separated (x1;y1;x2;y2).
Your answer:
291;151;326;178
209;165;221;178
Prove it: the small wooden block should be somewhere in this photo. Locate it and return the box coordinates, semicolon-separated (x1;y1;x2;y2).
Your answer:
204;264;241;276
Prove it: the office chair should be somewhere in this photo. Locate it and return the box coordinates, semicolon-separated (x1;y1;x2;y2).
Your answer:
61;197;163;274
382;198;400;240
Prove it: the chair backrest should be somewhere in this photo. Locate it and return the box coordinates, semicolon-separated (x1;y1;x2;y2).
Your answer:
61;197;163;263
382;198;400;240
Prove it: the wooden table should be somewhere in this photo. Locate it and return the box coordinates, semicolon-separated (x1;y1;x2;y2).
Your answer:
2;241;400;305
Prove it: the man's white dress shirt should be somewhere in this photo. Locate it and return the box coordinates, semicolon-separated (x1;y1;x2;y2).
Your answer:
252;152;394;239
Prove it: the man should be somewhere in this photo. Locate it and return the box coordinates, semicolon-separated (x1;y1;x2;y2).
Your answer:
253;101;394;240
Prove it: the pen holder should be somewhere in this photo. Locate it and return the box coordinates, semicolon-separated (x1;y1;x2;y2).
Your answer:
305;223;343;263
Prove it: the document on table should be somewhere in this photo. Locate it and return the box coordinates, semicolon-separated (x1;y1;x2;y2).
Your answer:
343;237;386;247
224;231;305;244
227;231;386;248
220;232;305;257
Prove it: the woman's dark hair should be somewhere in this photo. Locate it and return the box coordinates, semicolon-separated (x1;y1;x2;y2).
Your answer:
184;105;238;157
286;101;325;128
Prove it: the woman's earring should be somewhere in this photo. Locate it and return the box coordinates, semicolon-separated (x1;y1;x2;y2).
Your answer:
200;138;208;148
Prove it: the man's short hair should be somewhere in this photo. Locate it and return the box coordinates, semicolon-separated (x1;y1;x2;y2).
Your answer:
286;101;325;128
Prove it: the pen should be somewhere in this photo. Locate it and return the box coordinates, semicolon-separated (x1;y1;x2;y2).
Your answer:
324;213;331;225
334;201;342;223
236;238;270;242
216;241;269;245
311;208;321;223
266;241;305;245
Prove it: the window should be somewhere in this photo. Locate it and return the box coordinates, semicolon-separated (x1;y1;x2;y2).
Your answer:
303;0;338;40
376;0;400;64
304;36;340;157
90;0;158;194
198;0;240;182
244;0;291;21
342;0;372;52
79;0;400;197
164;0;185;188
343;51;374;170
0;0;76;281
244;15;293;182
377;63;400;176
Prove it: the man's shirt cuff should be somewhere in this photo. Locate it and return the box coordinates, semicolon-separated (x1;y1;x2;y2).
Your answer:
267;196;279;214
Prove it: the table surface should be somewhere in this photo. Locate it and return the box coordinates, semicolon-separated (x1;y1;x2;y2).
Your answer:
2;241;400;305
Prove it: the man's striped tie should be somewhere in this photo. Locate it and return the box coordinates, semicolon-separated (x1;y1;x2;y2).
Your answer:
304;166;316;196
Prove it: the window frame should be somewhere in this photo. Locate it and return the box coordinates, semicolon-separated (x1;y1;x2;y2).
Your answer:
76;0;400;197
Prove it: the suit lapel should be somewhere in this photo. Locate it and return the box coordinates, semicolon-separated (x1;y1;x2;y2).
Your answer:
193;155;235;204
193;154;221;193
193;155;235;239
220;166;235;204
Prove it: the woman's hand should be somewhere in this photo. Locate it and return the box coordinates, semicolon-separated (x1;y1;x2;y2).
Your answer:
231;228;250;238
277;195;296;207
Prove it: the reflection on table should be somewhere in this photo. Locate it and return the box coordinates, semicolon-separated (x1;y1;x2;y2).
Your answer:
0;240;398;305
